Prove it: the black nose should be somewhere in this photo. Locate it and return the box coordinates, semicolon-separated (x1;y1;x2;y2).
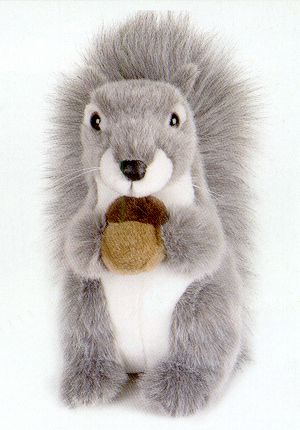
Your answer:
120;160;147;181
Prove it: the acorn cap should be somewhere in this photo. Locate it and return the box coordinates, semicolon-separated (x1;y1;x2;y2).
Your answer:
106;196;168;227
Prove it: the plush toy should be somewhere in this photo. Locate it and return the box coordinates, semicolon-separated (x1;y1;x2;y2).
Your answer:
49;12;255;416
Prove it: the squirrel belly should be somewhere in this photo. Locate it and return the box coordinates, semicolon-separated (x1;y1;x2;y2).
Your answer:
101;266;194;373
97;173;195;372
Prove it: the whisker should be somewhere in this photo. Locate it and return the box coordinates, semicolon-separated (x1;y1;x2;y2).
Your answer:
54;166;100;176
192;183;201;189
60;167;100;174
192;183;221;199
52;168;100;187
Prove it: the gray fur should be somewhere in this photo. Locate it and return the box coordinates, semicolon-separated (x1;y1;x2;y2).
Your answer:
139;252;243;416
162;202;225;277
61;275;128;406
48;12;255;416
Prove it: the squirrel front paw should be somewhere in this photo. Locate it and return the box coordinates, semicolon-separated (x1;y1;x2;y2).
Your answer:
61;359;128;407
162;204;225;277
65;210;105;278
139;361;209;416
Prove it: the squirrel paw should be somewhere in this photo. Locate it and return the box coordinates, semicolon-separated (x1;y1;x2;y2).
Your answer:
61;359;128;407
139;361;209;416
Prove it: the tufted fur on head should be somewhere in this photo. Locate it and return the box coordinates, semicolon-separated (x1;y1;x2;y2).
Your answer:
48;12;255;285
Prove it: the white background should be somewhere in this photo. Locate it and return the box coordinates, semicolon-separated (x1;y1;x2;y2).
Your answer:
0;1;299;429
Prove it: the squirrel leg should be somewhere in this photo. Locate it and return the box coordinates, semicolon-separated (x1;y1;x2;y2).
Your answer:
60;274;128;407
139;254;243;416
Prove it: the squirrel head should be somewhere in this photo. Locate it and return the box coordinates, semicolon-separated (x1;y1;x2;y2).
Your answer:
80;73;199;198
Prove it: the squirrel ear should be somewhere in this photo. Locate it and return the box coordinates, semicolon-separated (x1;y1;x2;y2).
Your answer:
170;63;199;97
80;65;108;91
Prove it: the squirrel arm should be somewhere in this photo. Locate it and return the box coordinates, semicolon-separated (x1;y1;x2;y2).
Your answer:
64;203;106;279
162;200;226;278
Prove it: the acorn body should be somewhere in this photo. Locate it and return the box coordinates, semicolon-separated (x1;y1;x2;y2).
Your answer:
101;196;168;274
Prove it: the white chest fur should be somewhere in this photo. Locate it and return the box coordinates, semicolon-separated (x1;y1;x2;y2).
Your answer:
100;268;193;372
96;173;195;372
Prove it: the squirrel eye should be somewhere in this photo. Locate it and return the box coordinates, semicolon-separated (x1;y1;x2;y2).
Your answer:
169;112;180;127
90;112;101;131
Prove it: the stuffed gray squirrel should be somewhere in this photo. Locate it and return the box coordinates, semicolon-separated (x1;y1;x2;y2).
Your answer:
49;12;255;416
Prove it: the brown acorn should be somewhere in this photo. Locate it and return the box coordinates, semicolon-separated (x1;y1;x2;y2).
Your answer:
101;196;168;274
